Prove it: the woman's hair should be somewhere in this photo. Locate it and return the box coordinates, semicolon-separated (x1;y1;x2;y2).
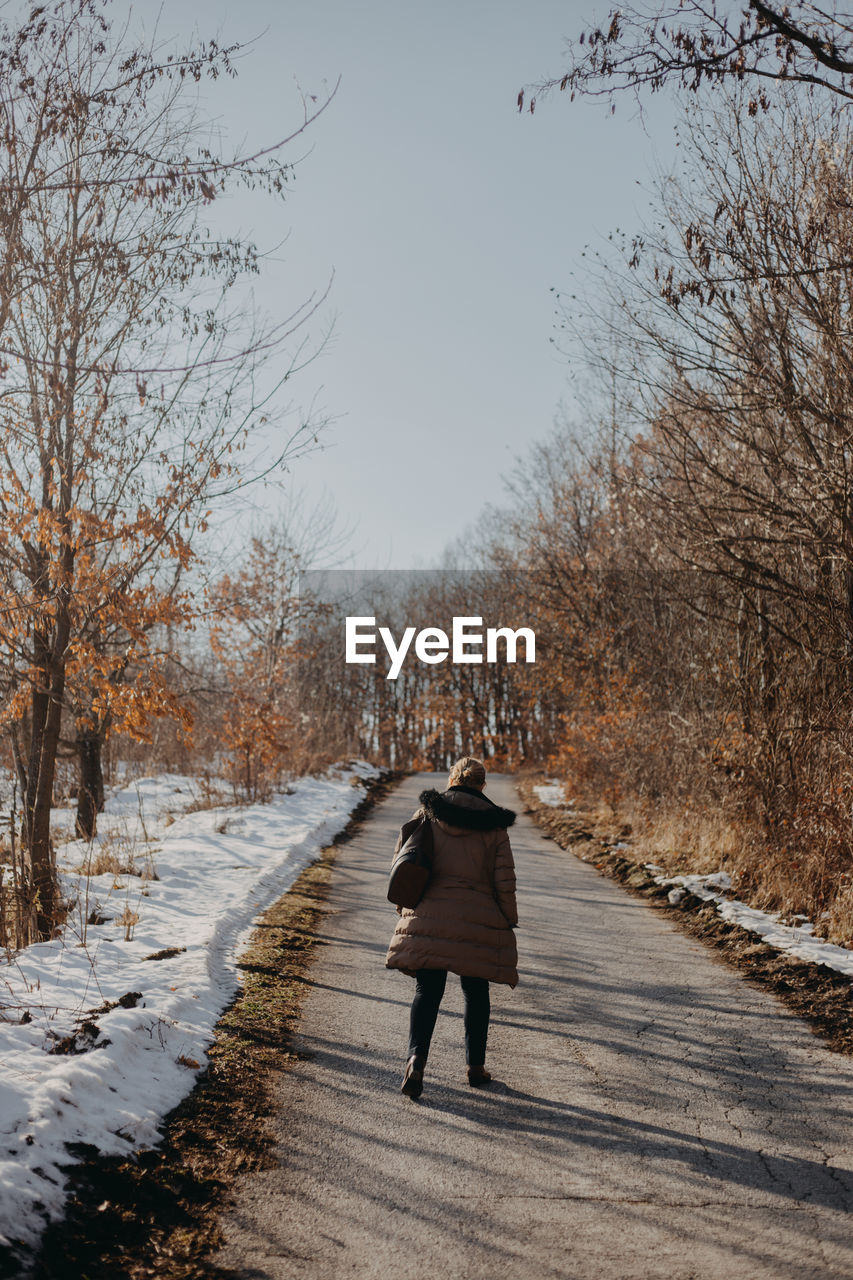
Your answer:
448;756;486;789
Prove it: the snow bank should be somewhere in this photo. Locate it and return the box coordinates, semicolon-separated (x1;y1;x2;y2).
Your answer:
532;780;571;808
0;760;379;1252
650;867;853;977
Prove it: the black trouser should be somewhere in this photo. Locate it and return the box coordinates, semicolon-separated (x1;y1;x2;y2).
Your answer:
407;968;490;1066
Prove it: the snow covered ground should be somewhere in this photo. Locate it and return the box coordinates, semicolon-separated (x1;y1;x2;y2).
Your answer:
649;867;853;978
0;760;379;1253
532;780;571;808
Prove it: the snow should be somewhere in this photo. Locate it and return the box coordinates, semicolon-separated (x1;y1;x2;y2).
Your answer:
649;867;853;977
533;781;571;808
0;760;380;1252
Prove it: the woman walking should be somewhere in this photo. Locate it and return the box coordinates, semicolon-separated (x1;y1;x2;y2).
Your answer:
386;756;518;1099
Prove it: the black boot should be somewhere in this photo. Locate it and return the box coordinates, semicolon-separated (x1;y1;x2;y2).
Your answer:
401;1054;425;1099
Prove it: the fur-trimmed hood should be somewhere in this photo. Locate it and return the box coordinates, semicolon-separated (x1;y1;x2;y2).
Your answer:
418;785;516;832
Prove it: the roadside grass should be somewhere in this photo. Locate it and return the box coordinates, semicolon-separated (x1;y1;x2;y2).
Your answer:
824;885;853;950
24;769;399;1280
517;776;853;1058
608;797;742;879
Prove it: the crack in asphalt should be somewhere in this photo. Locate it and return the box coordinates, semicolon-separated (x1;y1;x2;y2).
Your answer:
440;1194;831;1208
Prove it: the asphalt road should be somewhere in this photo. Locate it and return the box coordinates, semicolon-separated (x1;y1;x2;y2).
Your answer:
213;773;853;1280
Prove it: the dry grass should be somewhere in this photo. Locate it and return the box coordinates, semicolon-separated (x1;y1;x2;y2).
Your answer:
179;780;232;816
73;829;158;882
0;870;36;954
822;884;853;947
610;796;743;877
525;774;744;878
75;846;137;877
114;905;140;941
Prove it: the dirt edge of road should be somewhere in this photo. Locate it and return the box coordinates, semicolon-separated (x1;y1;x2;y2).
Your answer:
18;769;401;1280
517;778;853;1059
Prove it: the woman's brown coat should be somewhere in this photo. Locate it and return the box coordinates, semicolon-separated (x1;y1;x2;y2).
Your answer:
385;785;519;987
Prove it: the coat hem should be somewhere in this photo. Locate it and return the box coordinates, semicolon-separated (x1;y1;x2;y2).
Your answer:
385;958;519;988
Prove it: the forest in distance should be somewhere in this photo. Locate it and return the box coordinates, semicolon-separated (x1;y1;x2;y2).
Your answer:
3;0;853;971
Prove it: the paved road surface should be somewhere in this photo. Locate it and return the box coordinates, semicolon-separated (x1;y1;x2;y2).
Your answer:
214;773;853;1279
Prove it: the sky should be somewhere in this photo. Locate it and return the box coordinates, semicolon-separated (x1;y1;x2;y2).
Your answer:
159;0;680;569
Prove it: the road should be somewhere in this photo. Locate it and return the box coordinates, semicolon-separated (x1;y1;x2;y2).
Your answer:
213;773;853;1280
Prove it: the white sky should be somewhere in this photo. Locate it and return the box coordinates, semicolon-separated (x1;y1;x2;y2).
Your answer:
159;0;679;568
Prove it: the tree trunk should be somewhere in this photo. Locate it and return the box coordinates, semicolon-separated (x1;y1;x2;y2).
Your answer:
75;728;105;840
24;603;71;939
25;668;63;939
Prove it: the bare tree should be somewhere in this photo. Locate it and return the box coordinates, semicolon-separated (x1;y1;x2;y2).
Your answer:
548;87;853;842
0;0;333;939
520;1;853;114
